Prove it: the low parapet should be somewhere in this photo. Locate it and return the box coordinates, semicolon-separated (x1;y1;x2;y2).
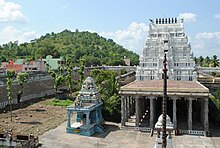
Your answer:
150;17;183;24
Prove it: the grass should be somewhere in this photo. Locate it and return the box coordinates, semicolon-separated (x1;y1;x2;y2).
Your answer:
46;99;74;107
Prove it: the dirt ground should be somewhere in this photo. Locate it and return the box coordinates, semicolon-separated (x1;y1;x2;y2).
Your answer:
0;98;68;137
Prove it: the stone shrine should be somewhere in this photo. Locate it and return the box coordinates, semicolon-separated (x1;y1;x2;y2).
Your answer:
66;77;104;136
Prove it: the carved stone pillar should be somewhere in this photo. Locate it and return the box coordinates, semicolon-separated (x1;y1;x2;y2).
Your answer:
125;96;128;122
188;98;192;130
204;98;209;131
121;96;126;126
86;112;90;127
127;96;130;120
96;109;99;124
135;96;140;127
173;98;177;129
149;97;155;128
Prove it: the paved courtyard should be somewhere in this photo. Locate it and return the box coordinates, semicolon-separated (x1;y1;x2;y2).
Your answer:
39;122;220;148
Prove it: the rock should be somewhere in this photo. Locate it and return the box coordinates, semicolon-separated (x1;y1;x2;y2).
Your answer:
15;117;20;120
39;105;43;108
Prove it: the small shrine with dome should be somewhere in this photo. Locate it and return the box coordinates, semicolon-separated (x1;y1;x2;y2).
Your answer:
66;77;104;136
154;114;174;148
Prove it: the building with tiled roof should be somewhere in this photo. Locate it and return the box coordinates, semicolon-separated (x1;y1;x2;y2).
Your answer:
119;18;210;135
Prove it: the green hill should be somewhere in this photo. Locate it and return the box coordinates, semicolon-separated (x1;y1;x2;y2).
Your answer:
0;29;139;66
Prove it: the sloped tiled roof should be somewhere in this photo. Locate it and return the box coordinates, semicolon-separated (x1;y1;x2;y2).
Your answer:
120;80;209;96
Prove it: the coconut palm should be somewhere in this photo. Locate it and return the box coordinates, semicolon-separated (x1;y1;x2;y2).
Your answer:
212;55;219;67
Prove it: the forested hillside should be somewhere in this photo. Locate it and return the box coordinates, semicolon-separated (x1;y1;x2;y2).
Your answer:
0;29;139;66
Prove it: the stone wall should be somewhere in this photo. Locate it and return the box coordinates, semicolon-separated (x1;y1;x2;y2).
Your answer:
0;66;136;109
0;79;55;109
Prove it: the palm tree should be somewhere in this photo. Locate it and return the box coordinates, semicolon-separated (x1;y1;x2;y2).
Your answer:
15;72;29;109
212;55;220;67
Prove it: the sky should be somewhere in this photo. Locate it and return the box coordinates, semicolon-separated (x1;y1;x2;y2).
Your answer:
0;0;220;57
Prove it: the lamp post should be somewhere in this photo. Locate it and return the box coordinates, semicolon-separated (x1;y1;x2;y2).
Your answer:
162;43;168;148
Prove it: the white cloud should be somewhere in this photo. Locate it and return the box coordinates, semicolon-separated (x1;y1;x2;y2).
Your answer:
214;13;220;19
0;0;25;22
178;12;197;22
196;32;220;42
191;31;220;57
0;26;37;44
99;21;148;54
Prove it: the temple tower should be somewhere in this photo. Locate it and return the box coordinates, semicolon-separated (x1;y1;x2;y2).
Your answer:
136;18;197;81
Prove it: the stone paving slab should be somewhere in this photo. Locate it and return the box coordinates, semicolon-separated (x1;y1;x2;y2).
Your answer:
39;121;220;148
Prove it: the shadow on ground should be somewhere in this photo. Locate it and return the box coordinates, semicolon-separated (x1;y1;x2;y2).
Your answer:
92;122;120;138
19;121;42;125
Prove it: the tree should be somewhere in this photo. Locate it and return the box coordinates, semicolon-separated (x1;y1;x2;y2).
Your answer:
202;56;211;67
49;71;64;93
90;69;121;122
47;63;64;96
198;56;204;66
6;71;16;121
212;55;220;67
15;72;29;109
65;58;75;96
77;58;85;90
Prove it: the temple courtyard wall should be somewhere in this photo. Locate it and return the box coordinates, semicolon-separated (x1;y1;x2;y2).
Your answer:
0;66;135;110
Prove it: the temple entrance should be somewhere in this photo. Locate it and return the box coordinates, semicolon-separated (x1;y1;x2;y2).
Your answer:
177;98;187;129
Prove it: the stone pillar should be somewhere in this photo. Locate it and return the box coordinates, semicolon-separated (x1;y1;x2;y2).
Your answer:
129;96;132;115
125;97;128;122
127;96;130;119
67;111;71;128
139;98;142;120
135;96;140;127
173;98;177;129
96;109;99;124
86;112;90;127
204;98;209;131
132;97;135;115
149;97;155;128
188;98;192;130
121;96;126;126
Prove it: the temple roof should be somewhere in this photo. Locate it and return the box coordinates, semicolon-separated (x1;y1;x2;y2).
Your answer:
74;77;101;107
119;80;210;97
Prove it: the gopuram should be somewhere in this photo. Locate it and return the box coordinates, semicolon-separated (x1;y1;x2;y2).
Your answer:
66;77;104;136
119;18;210;134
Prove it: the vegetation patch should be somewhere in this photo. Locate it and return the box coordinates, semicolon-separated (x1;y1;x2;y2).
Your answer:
46;99;74;107
209;89;220;124
90;69;121;122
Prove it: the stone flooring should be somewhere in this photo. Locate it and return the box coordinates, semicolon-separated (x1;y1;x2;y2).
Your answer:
39;122;220;148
